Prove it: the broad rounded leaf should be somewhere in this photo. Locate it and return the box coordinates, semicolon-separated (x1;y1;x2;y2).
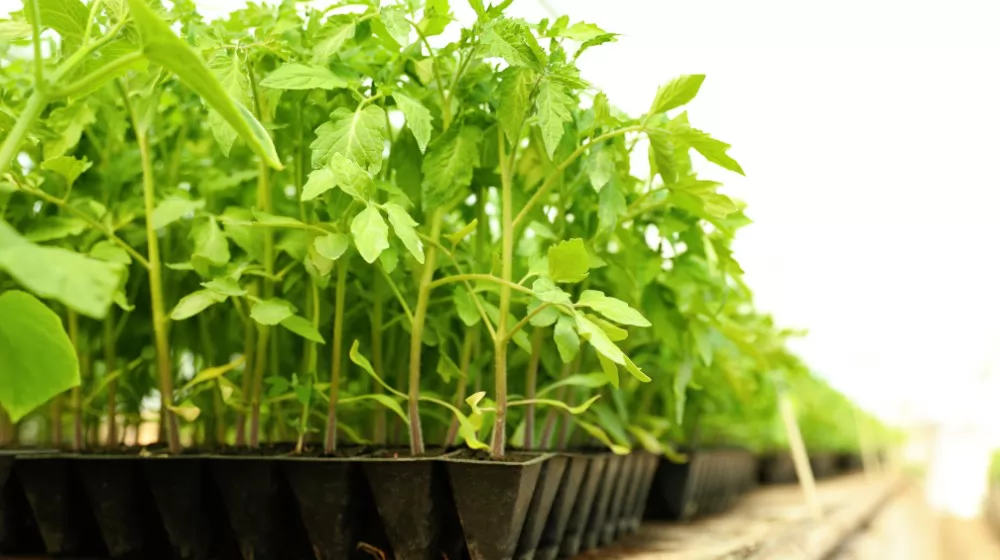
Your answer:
384;202;425;263
547;238;590;283
170;289;226;321
280;314;325;343
350;206;389;264
393;92;432;152
250;298;295;325
314;233;349;260
0;291;80;422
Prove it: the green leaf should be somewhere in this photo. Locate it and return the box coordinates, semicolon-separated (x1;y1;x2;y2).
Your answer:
393;92;433;153
41;155;91;187
125;0;282;169
537;372;610;397
597;352;619;389
497;68;535;143
421;125;482;209
0;220;123;319
179;356;245;392
251;209;308;229
259;63;348;90
348;340;407;398
444;219;478;245
478;18;543;69
89;241;131;265
586;147;614;192
509;395;600;415
0;291;80;422
577;290;651;327
206;53;249;156
312;21;356;63
558;22;608;42
535;77;574;158
24;217;87;242
0;20;32;41
553;314;579;362
192;217;230;267
250;298;295;325
673;122;745;175
454;288;481;327
202;277;245;297
419;395;490;451
329;152;376;200
301;168;336;201
44;103;95;159
547;238;590;283
350;205;390;264
280;314;325;343
418;0;451;37
169;289;226;321
340;394;409;426
311;105;387;172
531;277;571;305
375;6;409;47
436;352;461;383
651;74;706;114
314;233;349;261
574;418;629;455
25;0;89;39
384;202;425;263
151;197;205;229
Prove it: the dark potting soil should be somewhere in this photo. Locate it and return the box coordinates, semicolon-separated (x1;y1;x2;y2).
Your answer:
444;451;547;560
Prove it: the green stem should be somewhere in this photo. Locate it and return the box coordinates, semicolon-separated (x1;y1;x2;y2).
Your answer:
296;280;321;454
0;90;46;179
523;328;544;450
235;284;257;446
444;330;475;447
50;395;63;446
122;83;181;454
50;52;144;99
371;273;386;444
428;273;535;295
103;313;118;447
491;127;514;458
324;260;348;453
68;310;83;451
407;210;443;456
513;125;644;228
28;0;43;85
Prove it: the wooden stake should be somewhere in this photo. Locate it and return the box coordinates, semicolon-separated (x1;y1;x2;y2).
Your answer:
779;391;822;520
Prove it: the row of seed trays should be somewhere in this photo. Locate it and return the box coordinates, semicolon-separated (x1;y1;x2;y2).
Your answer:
0;0;886;559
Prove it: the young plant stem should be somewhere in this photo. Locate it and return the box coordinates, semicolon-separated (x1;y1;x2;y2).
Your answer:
296;280;321;454
407;210;444;456
371;274;386;444
123;83;181;454
490;128;514;458
103;313;118;446
235;285;257;446
50;395;63;446
270;331;287;443
539;360;573;448
68;310;83;451
248;63;275;448
444;329;475;447
523;328;544;450
324;260;348;454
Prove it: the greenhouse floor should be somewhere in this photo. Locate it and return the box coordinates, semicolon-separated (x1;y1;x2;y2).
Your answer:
576;473;899;559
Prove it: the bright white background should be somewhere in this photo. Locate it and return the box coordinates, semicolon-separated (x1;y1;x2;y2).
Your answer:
4;0;1000;432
